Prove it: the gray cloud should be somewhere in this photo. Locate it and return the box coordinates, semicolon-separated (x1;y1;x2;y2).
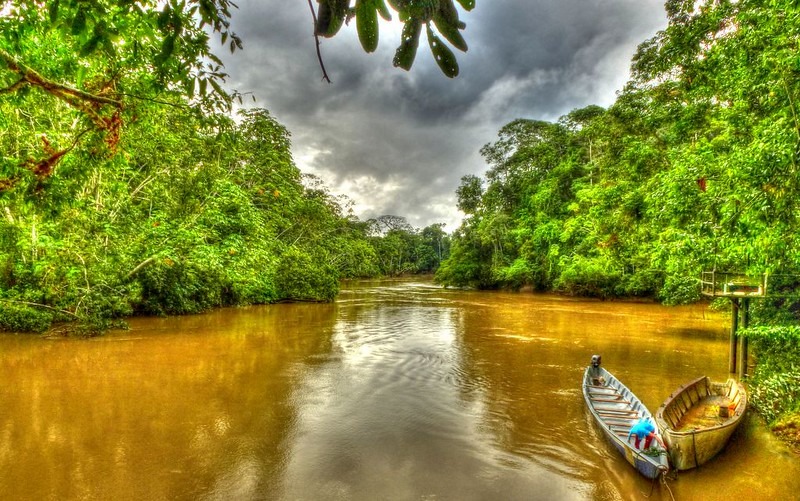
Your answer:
218;0;666;230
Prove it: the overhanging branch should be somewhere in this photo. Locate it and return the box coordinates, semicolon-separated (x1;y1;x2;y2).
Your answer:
0;48;123;109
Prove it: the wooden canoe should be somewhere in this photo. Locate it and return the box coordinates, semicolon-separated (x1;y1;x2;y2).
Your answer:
582;364;669;480
654;376;746;470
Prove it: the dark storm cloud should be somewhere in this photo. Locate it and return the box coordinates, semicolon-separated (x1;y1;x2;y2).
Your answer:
218;0;666;229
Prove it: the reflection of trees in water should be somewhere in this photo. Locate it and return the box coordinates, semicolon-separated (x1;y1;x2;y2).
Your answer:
0;302;337;500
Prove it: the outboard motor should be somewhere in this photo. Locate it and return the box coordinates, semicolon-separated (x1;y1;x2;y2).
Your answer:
589;354;605;385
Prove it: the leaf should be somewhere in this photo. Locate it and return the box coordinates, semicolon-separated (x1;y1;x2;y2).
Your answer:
438;0;459;24
209;78;226;98
393;18;422;71
357;0;379;53
199;77;208;96
427;25;459;77
49;0;60;24
159;35;176;64
432;3;467;53
76;66;86;88
79;34;103;57
315;1;333;34
157;6;171;31
376;0;392;21
71;8;86;36
455;0;475;10
316;0;348;37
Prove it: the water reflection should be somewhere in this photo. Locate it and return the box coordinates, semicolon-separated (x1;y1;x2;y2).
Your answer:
279;292;585;500
0;304;337;500
0;280;798;500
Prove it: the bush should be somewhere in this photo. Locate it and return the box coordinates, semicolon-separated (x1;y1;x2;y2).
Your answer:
494;258;532;291
658;274;700;305
748;364;800;424
751;295;800;325
275;248;339;301
0;302;54;333
742;325;800;424
555;256;620;298
742;325;800;372
616;269;663;298
136;260;226;315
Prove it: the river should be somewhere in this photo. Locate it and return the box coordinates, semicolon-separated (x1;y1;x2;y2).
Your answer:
1;278;797;500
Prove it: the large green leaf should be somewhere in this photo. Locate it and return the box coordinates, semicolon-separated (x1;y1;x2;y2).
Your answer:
393;18;422;70
315;0;350;37
432;2;467;53
357;0;379;53
427;25;459;77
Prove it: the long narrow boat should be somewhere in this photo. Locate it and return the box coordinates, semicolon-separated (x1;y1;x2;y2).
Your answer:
654;376;746;470
582;356;669;480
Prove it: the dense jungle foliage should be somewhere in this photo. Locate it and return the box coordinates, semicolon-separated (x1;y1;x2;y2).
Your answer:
435;0;800;432
0;1;450;334
437;0;800;305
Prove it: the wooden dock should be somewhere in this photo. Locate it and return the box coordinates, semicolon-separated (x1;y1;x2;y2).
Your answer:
700;271;767;298
700;271;768;378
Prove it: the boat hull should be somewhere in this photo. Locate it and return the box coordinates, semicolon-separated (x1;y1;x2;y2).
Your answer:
655;376;747;470
582;366;669;480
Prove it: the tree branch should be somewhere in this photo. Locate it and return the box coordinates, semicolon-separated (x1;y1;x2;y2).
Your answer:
0;299;80;319
117;93;191;109
0;78;28;94
307;0;332;83
0;48;123;108
125;256;158;281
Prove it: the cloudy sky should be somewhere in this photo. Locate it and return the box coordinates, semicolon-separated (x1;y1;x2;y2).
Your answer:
218;0;668;231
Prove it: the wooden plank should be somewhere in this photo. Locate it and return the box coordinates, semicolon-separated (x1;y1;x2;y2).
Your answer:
594;407;638;414
602;416;638;423
593;402;637;414
601;411;637;417
595;406;637;413
688;385;700;405
590;397;630;404
604;420;637;427
602;414;637;419
609;425;633;433
588;390;622;396
586;386;619;393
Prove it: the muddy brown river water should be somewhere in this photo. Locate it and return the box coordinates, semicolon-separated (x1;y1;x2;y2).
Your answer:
1;279;798;500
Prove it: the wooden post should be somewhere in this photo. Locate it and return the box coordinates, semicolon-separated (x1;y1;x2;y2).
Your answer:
738;298;750;378
729;298;739;374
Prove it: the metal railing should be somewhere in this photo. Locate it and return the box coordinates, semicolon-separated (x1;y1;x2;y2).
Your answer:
700;271;767;297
